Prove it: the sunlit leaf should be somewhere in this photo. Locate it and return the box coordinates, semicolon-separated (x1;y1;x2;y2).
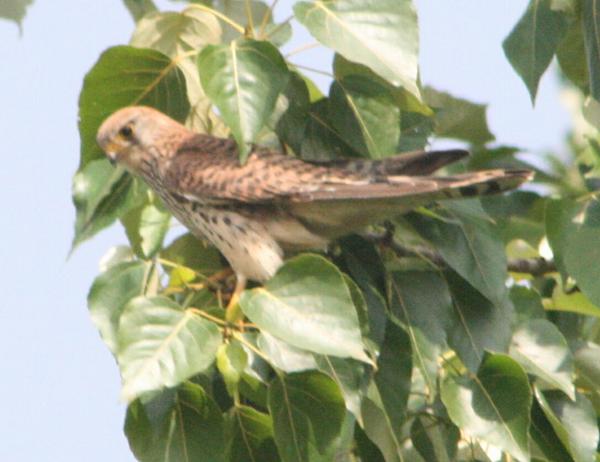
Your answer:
117;296;221;401
216;340;247;396
88;260;155;355
240;254;370;363
125;382;225;462
509;319;575;399
441;353;531;462
198;38;290;159
536;388;599;462
130;6;222;132
295;0;421;99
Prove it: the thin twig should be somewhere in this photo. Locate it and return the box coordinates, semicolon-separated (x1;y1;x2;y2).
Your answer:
365;231;557;277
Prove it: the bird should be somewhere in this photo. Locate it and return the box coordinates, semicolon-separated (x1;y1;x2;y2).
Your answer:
97;106;533;312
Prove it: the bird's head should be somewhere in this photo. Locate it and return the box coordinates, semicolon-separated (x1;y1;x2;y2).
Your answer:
96;106;190;174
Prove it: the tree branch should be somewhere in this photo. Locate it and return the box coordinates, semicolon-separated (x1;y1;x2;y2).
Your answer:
365;231;556;277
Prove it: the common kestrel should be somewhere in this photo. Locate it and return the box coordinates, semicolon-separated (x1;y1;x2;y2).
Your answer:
97;106;532;307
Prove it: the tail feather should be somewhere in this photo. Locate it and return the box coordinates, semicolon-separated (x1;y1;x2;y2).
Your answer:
290;168;534;239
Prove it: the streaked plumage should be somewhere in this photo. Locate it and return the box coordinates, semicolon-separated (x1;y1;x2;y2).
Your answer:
97;106;532;283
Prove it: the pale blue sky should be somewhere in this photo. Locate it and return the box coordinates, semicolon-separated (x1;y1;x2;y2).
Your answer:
0;1;568;461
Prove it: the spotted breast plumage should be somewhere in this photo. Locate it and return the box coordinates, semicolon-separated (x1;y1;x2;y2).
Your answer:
96;106;533;305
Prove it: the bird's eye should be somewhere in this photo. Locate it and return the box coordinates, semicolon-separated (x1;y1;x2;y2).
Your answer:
119;125;133;139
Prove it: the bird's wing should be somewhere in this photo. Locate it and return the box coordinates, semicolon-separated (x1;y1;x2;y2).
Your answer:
163;136;368;204
312;148;469;176
163;135;530;208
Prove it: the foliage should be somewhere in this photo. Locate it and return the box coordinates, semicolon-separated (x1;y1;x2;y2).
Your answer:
67;0;600;460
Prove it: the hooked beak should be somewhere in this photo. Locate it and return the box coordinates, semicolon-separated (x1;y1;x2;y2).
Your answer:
107;153;117;166
97;135;121;167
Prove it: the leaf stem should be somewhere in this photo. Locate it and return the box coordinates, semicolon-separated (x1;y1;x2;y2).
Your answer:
285;42;320;58
187;4;246;34
243;0;255;36
288;62;333;77
258;0;279;38
232;332;271;363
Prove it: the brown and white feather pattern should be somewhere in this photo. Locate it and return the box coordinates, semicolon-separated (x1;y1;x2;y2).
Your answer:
96;106;533;282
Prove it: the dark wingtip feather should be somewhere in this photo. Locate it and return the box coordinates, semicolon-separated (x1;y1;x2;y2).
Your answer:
387;149;470;176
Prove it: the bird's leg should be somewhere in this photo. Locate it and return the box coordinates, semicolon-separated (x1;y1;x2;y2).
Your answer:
225;274;247;324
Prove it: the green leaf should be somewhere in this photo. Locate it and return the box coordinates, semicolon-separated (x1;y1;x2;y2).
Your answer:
564;229;600;310
130;6;222;132
557;14;589;91
549;286;600;318
441;353;532;462
294;0;421;99
121;199;171;259
530;397;574;462
78;45;189;168
313;355;368;419
502;0;570;103
117;296;222;402
298;98;359;161
360;398;403;462
545;197;579;278
329;75;401;158
198;38;290;159
88;261;155;355
410;413;460;462
257;332;318;373
511;285;546;323
583;0;600;101
509;319;575;399
338;235;387;349
371;322;412;429
215;0;290;45
358;323;412;462
424;87;495;144
574;342;600;393
226;405;279;462
445;271;513;371
389;271;452;398
333;54;432;115
161;233;225;277
125;382;225;462
240;254;370;363
407;201;511;310
0;0;33;32
216;340;248;396
122;0;156;22
536;389;599;462
268;371;346;462
72;162;145;249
